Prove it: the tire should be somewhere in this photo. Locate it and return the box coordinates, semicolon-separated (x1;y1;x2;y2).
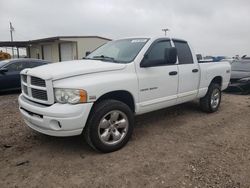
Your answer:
84;99;134;153
200;83;221;113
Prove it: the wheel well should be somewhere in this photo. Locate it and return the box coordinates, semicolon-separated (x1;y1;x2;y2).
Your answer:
95;90;135;112
211;76;222;87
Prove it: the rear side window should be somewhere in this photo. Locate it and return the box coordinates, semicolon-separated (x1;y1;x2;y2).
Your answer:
28;61;41;68
173;41;193;64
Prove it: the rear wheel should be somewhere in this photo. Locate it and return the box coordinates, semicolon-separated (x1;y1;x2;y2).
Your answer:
84;99;134;153
200;83;221;113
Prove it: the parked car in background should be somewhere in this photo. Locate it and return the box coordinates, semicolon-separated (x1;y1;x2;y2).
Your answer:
196;55;236;64
0;59;49;92
227;59;250;93
220;57;236;64
241;55;250;60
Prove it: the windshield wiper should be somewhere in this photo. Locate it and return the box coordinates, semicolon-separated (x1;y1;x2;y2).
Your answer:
82;57;92;59
92;55;119;63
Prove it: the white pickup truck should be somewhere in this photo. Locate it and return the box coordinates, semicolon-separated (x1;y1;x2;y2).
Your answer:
18;37;231;152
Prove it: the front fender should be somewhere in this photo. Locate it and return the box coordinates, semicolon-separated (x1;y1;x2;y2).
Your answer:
53;66;138;104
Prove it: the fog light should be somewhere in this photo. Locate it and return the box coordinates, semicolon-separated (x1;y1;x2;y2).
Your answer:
50;120;62;130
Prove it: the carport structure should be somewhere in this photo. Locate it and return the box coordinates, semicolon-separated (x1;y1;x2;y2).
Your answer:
0;41;28;58
0;36;111;62
26;36;79;62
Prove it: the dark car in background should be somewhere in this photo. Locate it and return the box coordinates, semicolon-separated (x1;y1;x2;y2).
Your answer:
227;59;250;93
0;59;49;92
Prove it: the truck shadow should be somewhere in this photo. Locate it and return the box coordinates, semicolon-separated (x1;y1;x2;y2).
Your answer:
135;101;201;126
30;132;95;154
30;101;201;155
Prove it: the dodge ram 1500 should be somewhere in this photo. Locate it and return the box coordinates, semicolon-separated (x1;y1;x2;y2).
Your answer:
18;37;231;152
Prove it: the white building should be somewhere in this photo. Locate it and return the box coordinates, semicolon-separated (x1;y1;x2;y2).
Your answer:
28;36;111;62
0;36;111;62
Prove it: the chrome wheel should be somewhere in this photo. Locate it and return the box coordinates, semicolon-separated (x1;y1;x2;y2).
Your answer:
211;88;220;109
98;110;129;145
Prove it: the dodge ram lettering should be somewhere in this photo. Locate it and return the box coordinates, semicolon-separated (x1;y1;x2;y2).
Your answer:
18;37;231;152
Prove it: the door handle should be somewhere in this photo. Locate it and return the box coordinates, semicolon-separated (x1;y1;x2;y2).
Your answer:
169;71;178;76
192;69;199;73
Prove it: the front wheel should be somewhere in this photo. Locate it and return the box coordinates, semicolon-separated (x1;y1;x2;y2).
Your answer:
84;99;134;153
200;83;221;113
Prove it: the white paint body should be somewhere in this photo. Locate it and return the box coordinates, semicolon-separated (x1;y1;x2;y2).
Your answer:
18;37;231;136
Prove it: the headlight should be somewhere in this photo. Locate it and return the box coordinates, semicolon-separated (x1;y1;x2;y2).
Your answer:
54;88;87;104
239;77;250;83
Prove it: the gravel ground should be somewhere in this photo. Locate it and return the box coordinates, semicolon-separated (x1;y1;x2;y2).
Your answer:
0;92;250;188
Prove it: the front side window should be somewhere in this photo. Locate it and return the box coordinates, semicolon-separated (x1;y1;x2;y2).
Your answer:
146;40;172;63
173;41;194;64
87;38;149;63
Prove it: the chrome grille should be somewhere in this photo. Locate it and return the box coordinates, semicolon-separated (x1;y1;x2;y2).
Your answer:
31;76;46;87
31;88;48;101
20;74;54;105
22;75;27;83
23;85;28;95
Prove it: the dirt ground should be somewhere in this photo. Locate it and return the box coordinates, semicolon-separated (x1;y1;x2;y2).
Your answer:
0;92;250;188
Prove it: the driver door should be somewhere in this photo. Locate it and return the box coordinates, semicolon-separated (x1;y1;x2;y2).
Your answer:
136;39;179;114
0;61;26;90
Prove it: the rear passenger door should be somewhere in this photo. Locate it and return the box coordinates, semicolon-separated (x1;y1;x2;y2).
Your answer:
173;40;200;103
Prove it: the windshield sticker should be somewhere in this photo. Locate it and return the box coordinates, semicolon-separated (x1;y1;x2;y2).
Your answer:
131;39;147;43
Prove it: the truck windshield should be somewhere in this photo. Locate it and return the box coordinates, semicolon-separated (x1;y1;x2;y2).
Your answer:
86;38;149;63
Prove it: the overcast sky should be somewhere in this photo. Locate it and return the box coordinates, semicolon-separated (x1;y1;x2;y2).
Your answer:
0;0;249;56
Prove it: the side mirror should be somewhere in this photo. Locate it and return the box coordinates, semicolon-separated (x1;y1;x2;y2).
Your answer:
165;47;177;64
0;67;8;74
141;54;169;68
85;51;91;56
196;54;202;61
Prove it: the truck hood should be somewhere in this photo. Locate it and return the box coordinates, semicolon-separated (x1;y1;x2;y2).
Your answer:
22;60;126;80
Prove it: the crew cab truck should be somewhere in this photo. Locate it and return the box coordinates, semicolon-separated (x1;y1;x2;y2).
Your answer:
18;37;231;153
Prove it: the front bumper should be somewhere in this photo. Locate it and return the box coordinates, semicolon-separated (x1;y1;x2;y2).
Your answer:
18;94;93;137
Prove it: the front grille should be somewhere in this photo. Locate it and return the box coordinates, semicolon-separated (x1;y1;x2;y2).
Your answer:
31;88;48;101
22;75;27;83
23;85;28;95
21;74;53;104
31;76;46;87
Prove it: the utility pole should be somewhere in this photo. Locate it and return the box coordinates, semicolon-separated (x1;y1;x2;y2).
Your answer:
162;28;169;36
10;22;15;57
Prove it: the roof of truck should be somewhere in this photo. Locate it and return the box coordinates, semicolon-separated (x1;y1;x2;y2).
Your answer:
116;36;187;42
